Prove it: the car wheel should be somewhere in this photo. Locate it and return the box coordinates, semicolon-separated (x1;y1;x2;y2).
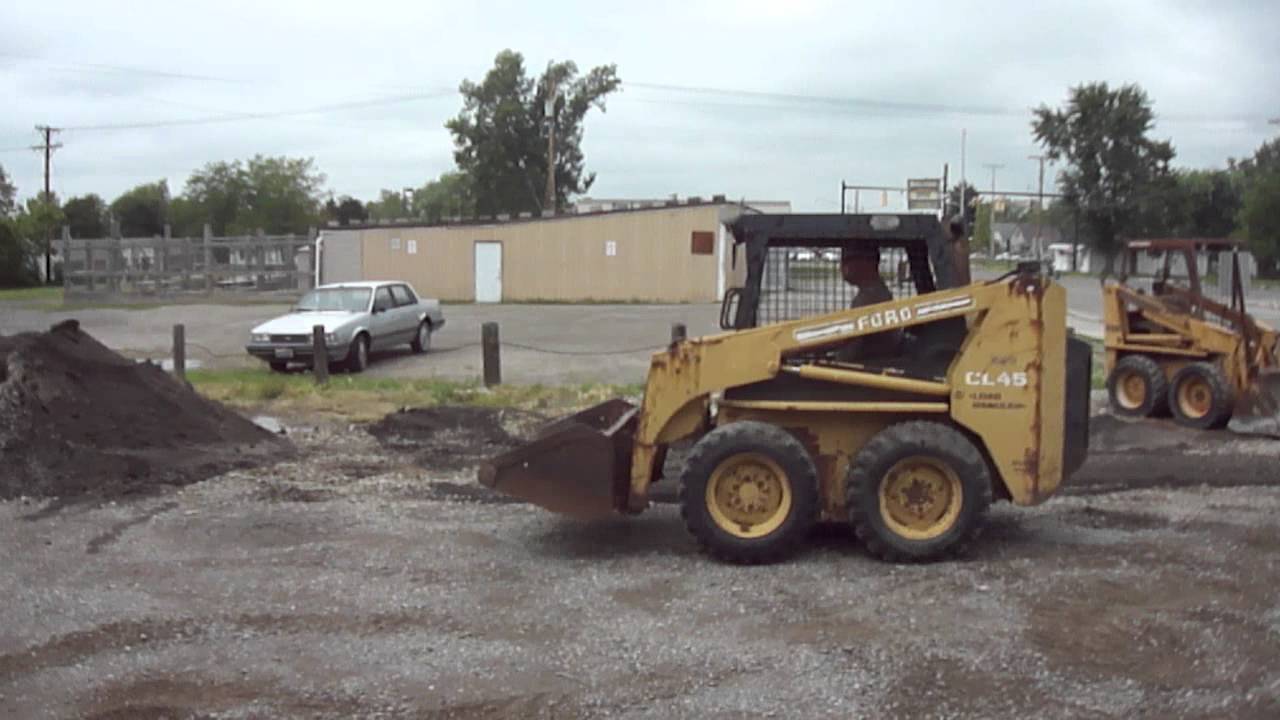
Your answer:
410;321;432;354
346;334;370;373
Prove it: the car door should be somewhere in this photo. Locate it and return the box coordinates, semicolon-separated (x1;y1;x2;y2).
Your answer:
390;284;420;341
370;286;398;350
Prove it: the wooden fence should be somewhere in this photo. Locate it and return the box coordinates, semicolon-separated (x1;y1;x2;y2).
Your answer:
59;224;316;300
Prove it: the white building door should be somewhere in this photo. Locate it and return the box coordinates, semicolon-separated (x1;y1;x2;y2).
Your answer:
474;242;503;302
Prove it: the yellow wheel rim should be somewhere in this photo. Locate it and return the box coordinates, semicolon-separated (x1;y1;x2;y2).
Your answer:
878;456;963;541
1115;370;1147;410
704;452;793;539
1177;376;1213;419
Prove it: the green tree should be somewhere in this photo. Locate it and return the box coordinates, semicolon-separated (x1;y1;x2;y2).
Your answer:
1032;82;1175;276
62;194;109;238
0;219;38;287
365;189;412;222
973;203;994;255
239;155;325;234
1233;138;1280;274
183;160;251;235
110;181;170;237
180;155;324;235
324;195;368;226
1240;172;1280;272
412;171;475;222
1180;170;1243;238
947;182;981;231
0;163;16;217
447;50;620;216
12;196;64;284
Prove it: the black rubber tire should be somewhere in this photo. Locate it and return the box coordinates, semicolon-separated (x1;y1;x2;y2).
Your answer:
1107;354;1169;418
346;334;370;373
269;361;289;373
679;421;820;565
847;421;993;563
1168;361;1233;429
410;321;432;354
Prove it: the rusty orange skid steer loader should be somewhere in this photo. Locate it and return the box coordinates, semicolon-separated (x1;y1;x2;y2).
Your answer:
479;214;1092;564
1102;239;1280;437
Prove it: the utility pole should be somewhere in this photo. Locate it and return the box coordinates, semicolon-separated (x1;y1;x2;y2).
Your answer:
1029;154;1048;261
958;129;966;220
982;163;1003;195
32;125;63;284
981;163;1003;257
544;77;559;213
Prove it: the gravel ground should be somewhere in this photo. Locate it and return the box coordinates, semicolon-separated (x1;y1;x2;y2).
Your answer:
3;414;1280;719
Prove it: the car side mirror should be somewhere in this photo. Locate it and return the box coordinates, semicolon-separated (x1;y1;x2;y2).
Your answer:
373;305;386;314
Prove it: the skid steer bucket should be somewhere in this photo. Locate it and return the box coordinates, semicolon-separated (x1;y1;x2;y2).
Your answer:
477;398;639;520
1228;370;1280;438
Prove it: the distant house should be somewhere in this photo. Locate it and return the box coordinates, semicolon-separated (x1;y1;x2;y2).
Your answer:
991;223;1061;257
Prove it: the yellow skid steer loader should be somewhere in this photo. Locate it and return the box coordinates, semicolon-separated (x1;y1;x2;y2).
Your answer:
1101;238;1280;437
479;214;1092;563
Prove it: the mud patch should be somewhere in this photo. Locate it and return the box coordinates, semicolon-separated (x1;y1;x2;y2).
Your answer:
400;480;526;505
0;321;291;501
1067;417;1280;496
1062;506;1169;531
366;406;546;473
254;484;336;504
86;501;180;554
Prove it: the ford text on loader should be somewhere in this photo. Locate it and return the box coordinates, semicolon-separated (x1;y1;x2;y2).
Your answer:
479;214;1092;563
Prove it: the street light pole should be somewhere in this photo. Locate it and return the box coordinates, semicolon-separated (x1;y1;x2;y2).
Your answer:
959;128;966;220
982;163;1003;257
1028;154;1048;261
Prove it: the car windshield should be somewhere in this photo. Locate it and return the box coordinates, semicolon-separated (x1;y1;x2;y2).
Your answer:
294;288;371;312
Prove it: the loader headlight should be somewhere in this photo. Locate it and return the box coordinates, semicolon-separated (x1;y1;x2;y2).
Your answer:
252;333;270;343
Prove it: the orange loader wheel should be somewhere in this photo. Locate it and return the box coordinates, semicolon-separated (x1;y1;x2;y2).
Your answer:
1107;355;1168;419
1169;362;1233;429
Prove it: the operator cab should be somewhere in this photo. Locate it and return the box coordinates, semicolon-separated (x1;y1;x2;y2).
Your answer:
720;213;972;399
1119;238;1250;326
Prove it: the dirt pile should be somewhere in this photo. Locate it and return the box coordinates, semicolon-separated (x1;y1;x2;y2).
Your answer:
366;406;545;473
0;320;289;499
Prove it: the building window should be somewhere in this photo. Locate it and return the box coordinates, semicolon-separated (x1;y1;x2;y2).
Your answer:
390;237;402;251
691;231;714;255
605;240;618;257
407;239;418;255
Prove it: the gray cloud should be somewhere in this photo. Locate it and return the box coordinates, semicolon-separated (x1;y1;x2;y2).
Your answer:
1;0;1276;211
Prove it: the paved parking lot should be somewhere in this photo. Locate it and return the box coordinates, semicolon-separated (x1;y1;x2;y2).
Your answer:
0;302;723;385
4;275;1279;385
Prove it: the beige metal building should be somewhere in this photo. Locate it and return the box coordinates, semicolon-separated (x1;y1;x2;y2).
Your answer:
318;200;767;303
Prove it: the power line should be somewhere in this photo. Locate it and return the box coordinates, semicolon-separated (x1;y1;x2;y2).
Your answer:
60;91;456;132
0;54;248;84
625;81;1021;117
623;81;1274;126
4;51;1269;126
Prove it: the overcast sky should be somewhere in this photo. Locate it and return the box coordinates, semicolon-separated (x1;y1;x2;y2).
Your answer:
2;0;1277;213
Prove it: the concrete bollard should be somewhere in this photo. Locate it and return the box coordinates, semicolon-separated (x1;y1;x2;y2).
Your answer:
172;324;186;381
312;325;329;384
482;322;501;387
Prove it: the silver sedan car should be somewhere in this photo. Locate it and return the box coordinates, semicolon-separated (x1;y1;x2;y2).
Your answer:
246;281;446;372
